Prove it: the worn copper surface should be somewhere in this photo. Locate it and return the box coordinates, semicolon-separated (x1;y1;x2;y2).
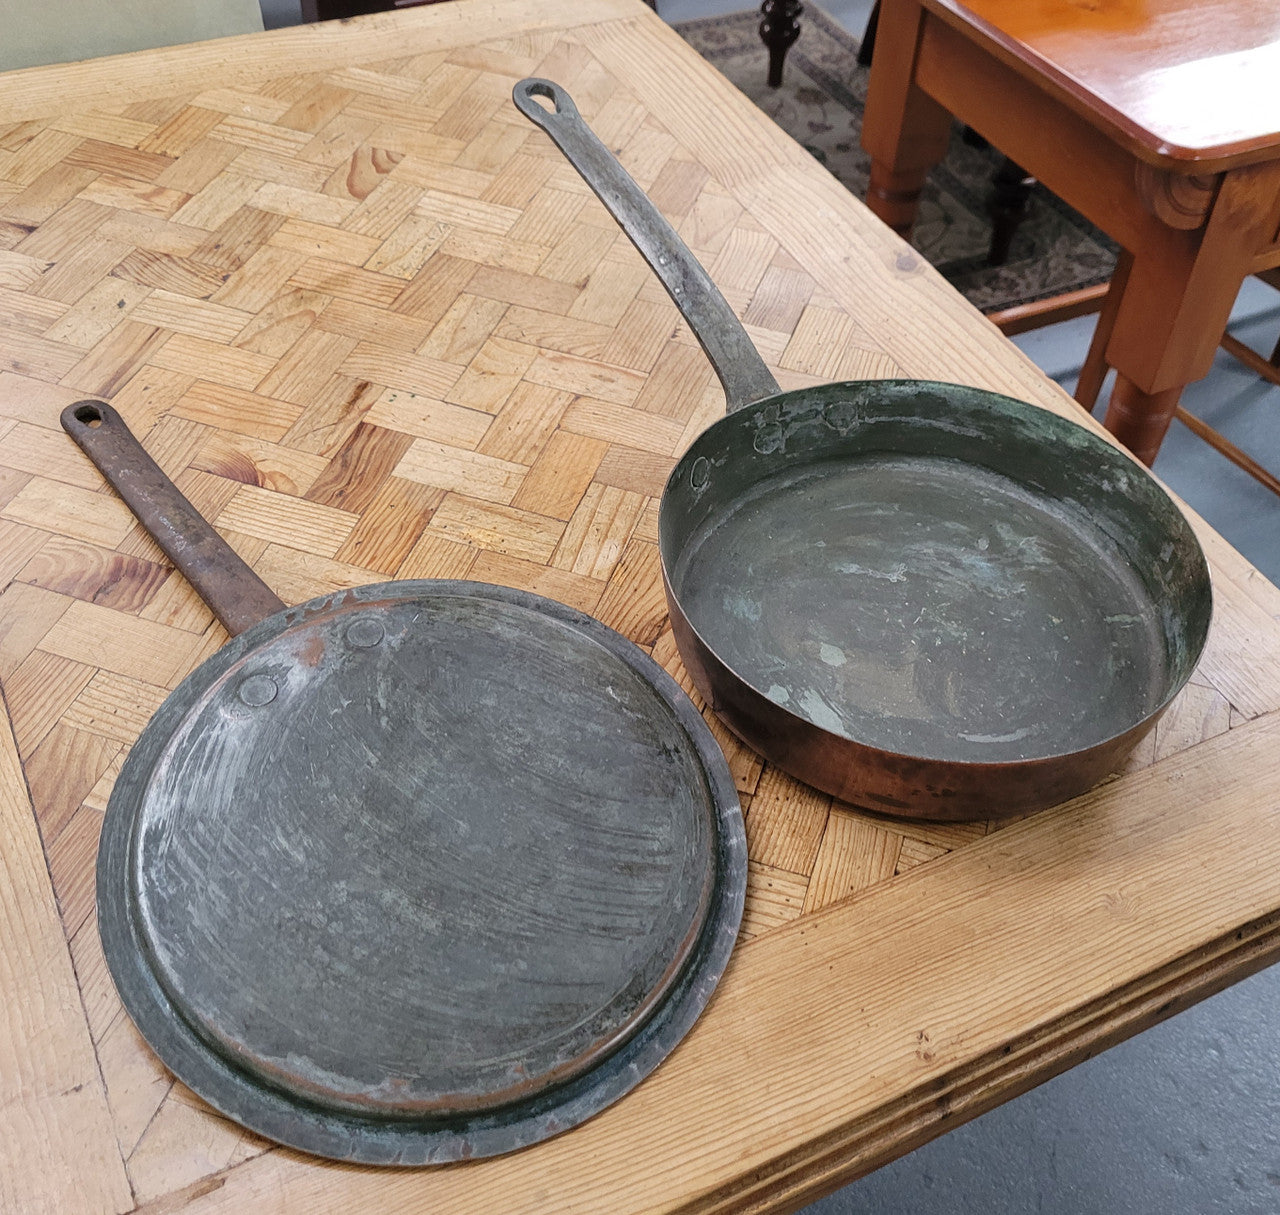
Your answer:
517;79;1213;822
61;404;746;1165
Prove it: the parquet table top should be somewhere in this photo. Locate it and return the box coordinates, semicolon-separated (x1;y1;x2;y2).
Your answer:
3;3;1280;1212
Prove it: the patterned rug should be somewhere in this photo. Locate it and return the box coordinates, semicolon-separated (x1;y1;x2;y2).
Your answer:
673;5;1118;313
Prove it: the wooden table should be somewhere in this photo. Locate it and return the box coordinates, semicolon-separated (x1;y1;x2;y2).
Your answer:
3;2;1280;1211
861;0;1280;464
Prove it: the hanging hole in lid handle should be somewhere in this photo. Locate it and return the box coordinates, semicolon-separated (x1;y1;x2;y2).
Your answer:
70;401;105;428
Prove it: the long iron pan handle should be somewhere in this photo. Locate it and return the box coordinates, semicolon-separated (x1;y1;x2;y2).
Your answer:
513;78;781;415
61;400;286;637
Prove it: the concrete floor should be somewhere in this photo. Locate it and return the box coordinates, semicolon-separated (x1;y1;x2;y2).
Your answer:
276;2;1279;1207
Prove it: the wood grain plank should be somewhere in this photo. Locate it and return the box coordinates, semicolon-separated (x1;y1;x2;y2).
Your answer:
21;720;119;845
364;211;448;279
229;282;327;356
0;581;70;683
395;529;477;581
0;466;32;514
2;477;137;548
559;395;686;454
1195;581;1280;719
742;262;815;334
137;569;216;634
0;249;51;294
148;332;277;390
38;598;205;690
0;371;94;429
0;420;104;490
335;476;440;575
425;493;565;564
364;389;493;449
598;297;677;371
126;1091;268;1207
3;649;94;758
215;483;358;557
0;692;132;1215
444;336;539;414
469;550;606;614
549;482;646;579
524;348;647;405
493;303;616;360
592;443;673;497
93;1012;172;1161
632;337;721;419
130;290;254;344
253;543;376;604
44;802;103;937
740;860;809;939
475;381;571;464
268;216;380;266
393;437;527;505
303;421;414;514
509;428;606;520
314;296;434;352
745;767;833;876
593;538;667;647
62;671;170;747
802;810;904;915
337;343;464;400
44;278;152;350
278;375;381;459
171;381;303;442
421;294;511;365
896;834;950;874
192;427;330;494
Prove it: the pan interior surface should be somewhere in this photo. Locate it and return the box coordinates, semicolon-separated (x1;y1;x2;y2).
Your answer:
122;585;721;1125
664;383;1211;765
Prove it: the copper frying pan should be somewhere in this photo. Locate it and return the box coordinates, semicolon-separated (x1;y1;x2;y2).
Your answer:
514;78;1212;822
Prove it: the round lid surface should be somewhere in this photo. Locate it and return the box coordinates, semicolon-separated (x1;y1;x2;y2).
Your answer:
108;584;734;1140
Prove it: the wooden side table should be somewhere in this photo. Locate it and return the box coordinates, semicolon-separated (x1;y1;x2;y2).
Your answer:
861;0;1280;464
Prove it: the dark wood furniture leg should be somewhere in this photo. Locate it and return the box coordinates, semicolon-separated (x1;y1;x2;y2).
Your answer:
302;0;398;19
760;0;803;88
987;158;1034;266
857;0;880;67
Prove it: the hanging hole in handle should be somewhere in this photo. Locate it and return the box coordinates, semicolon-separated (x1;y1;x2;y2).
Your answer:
526;81;557;115
73;403;104;428
514;78;575;121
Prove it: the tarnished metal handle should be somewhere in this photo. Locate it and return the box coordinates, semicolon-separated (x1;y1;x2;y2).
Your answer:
513;78;780;414
61;400;286;636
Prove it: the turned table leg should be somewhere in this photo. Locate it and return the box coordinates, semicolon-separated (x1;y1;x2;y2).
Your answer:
860;0;952;240
760;0;803;88
1102;379;1184;465
866;163;932;238
1098;162;1280;463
